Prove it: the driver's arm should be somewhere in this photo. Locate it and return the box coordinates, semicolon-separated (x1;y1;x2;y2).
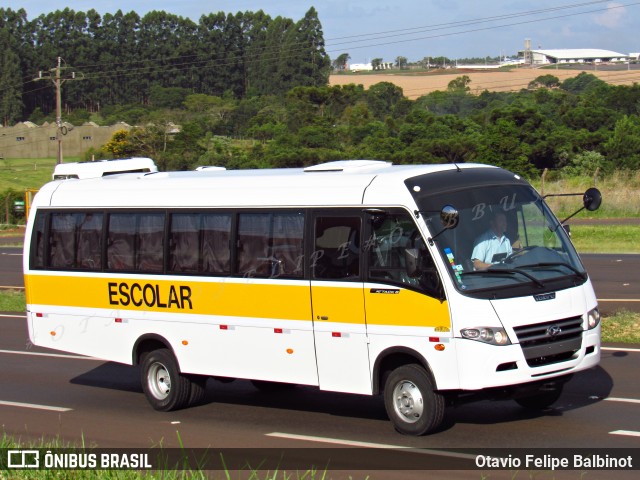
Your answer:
472;258;492;270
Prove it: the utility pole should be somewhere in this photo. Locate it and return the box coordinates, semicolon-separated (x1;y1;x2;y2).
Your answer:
34;57;83;164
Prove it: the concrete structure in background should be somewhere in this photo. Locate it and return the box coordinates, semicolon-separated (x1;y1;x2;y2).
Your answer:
0;121;130;159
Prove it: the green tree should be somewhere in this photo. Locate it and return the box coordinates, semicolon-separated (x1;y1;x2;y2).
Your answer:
561;72;607;94
528;74;560;89
366;82;404;120
447;75;471;92
603;115;640;170
332;53;350;71
395;56;408;70
0;27;23;125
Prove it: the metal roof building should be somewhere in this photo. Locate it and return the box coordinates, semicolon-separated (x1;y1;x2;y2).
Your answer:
528;49;629;65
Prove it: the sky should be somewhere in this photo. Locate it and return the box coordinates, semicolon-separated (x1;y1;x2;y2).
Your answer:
5;1;639;62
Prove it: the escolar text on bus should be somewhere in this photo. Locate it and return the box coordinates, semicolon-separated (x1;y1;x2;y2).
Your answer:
108;282;193;310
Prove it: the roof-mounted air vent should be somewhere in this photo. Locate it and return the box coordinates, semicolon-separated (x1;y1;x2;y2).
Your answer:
303;160;392;173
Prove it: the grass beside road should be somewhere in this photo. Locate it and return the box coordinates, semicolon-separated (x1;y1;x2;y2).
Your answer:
570;225;640;254
2;290;637;343
0;289;25;312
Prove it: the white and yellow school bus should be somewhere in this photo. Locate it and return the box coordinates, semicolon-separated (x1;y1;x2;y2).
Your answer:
23;160;602;435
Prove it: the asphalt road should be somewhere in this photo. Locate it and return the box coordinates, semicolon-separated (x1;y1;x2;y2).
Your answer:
0;313;638;478
3;247;638;314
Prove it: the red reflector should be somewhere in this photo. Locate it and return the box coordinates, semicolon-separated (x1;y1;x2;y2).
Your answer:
429;337;440;342
274;328;283;334
220;325;228;330
115;318;122;323
36;313;43;318
332;332;342;338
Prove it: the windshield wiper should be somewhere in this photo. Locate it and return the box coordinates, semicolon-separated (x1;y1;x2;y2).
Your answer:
462;268;546;288
517;262;588;280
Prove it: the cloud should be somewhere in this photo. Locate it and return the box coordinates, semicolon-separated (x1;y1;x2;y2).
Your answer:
593;2;626;28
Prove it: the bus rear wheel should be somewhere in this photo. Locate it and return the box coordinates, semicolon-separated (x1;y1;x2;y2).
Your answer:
383;364;445;435
141;349;191;411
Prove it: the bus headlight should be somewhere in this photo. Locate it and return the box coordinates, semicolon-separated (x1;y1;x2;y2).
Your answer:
460;327;511;346
587;308;601;330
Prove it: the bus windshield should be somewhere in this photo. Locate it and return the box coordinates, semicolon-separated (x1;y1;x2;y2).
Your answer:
406;168;587;300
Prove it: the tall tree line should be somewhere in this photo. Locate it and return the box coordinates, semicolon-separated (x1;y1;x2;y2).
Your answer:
0;7;330;124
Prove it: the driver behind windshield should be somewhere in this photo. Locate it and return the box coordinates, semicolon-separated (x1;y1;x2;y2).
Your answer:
471;211;513;270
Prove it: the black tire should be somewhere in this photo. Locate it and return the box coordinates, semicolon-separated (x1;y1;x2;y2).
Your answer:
383;364;445;436
186;375;208;406
251;379;296;392
515;386;563;410
141;348;191;411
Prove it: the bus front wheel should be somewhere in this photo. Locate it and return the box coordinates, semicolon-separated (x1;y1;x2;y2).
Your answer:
141;349;191;411
383;364;445;435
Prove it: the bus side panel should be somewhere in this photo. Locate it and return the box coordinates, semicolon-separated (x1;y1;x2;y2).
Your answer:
24;274;320;385
364;284;459;391
27;306;135;364
310;282;371;394
176;319;318;385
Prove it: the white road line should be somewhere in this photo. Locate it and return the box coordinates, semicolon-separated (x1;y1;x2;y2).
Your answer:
0;286;24;290
0;313;26;318
610;430;640;438
0;400;72;412
599;299;640;302
602;347;640;353
605;397;640;404
266;432;476;460
0;349;103;361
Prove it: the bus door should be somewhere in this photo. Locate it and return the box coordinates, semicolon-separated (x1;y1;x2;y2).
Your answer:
310;212;371;394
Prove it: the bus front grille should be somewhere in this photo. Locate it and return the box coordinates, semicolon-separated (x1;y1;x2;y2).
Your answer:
513;316;583;367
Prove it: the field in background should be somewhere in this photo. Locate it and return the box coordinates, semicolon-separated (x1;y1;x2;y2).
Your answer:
532;171;640;219
330;67;640;99
0;157;66;191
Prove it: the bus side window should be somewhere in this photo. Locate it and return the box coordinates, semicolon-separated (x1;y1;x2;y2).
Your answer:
49;213;76;268
31;212;47;269
76;213;103;270
313;216;361;280
367;212;443;299
237;212;304;278
169;213;232;275
107;214;136;271
137;214;164;272
201;213;232;274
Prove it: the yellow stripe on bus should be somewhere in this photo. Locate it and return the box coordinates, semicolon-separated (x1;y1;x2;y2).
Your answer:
24;274;450;329
25;275;312;320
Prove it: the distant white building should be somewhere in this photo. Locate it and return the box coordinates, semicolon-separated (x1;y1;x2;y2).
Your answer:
348;62;394;72
349;63;373;72
525;49;629;65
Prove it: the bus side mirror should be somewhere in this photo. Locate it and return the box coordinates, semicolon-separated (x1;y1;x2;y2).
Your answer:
440;205;459;229
428;205;459;246
583;187;602;212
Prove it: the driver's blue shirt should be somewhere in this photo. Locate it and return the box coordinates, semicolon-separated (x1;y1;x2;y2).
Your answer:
471;230;513;264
